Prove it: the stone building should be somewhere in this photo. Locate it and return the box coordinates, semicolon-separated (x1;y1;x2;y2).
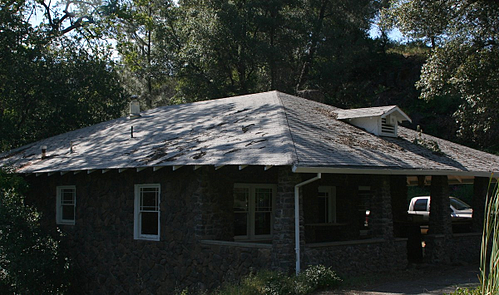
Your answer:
1;91;498;293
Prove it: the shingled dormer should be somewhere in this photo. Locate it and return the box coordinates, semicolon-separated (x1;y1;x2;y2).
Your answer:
335;105;412;138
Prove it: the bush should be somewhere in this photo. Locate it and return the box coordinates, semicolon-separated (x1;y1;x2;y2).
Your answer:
447;180;499;295
0;169;71;294
446;287;481;295
297;264;342;292
213;265;342;295
478;181;499;295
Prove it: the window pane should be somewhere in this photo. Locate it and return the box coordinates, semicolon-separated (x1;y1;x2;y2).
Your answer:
234;187;249;236
141;212;158;235
141;188;158;211
414;199;428;211
255;188;272;211
318;192;328;223
62;190;75;204
255;188;272;236
255;212;271;235
62;204;74;220
234;188;249;211
234;212;248;236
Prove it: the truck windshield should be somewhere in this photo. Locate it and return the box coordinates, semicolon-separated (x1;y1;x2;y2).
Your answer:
450;198;471;210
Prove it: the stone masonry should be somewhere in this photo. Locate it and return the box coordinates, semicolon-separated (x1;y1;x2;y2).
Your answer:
425;175;452;264
271;167;302;273
22;166;480;293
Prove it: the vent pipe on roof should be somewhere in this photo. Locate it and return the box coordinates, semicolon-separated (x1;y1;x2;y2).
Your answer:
129;96;141;119
41;146;47;159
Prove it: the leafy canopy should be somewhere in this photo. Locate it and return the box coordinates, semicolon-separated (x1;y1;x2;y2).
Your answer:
0;169;72;294
382;0;499;150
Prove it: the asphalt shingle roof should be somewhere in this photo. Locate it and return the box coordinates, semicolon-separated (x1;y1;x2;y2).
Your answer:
1;91;499;176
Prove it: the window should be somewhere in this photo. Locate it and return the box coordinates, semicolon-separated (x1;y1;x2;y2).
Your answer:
56;186;76;225
317;186;336;223
413;199;428;211
134;184;161;241
233;184;276;240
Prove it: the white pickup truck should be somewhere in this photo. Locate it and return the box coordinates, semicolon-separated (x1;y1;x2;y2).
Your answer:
407;196;473;223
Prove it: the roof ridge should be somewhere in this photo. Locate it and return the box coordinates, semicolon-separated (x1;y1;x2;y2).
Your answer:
274;92;300;165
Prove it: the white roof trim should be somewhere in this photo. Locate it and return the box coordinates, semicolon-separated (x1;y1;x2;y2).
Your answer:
292;165;497;178
336;105;412;123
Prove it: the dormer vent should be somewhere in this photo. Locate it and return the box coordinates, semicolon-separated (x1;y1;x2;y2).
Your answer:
335;105;411;138
381;117;396;136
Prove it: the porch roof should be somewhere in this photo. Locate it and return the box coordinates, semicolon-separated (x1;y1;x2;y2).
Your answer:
1;91;499;178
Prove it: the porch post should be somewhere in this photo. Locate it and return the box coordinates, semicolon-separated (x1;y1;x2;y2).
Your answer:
371;175;394;240
390;175;409;235
472;177;489;232
425;175;452;264
272;167;302;273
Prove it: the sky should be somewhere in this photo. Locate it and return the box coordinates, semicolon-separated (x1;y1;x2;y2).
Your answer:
369;23;405;42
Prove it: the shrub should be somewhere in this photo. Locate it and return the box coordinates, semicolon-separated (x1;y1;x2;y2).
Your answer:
0;169;71;294
297;264;342;292
448;179;499;295
213;265;341;295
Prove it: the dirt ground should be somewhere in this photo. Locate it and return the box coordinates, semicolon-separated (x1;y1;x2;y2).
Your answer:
317;263;480;295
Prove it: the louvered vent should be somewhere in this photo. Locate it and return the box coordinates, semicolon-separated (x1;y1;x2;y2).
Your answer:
381;118;396;136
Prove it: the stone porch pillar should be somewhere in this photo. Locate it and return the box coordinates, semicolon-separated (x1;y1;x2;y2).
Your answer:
425;175;452;264
271;167;302;273
390;175;408;236
371;175;394;240
472;177;489;232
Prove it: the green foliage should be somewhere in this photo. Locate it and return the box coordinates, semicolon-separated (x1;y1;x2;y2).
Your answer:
107;0;385;107
448;181;499;295
109;0;178;108
297;264;342;292
446;287;481;295
0;0;129;152
479;181;499;294
212;265;341;295
0;169;71;294
382;0;499;151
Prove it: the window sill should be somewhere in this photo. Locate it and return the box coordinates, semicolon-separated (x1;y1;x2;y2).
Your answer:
56;221;75;226
134;236;160;242
306;238;386;248
201;240;272;249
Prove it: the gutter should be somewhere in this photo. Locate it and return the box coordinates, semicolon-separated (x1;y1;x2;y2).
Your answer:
292;165;498;178
294;173;321;275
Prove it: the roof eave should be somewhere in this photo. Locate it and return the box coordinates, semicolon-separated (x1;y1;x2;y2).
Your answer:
292;165;497;178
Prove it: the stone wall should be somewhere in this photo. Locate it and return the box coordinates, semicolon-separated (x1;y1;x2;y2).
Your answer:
303;239;408;276
24;166;278;293
23;166;479;293
449;233;482;264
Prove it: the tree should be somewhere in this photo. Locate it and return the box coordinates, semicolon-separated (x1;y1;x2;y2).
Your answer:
0;169;71;293
107;0;179;108
0;0;129;151
382;0;499;151
170;0;381;102
173;0;301;101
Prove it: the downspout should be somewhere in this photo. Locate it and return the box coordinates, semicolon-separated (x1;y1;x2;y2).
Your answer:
294;173;321;275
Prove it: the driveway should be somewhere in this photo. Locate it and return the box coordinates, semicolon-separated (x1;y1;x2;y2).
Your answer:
317;264;479;295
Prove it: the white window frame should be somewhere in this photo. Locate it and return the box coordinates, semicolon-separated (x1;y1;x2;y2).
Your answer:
134;184;161;241
56;185;76;225
233;183;276;241
318;186;337;223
